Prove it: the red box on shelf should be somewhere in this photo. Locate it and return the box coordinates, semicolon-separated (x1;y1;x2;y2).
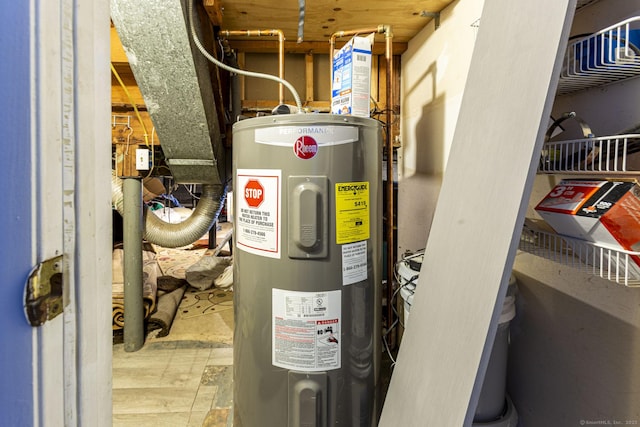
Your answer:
535;179;640;273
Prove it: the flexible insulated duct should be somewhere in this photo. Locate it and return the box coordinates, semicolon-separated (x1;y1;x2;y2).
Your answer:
112;173;226;248
142;184;226;248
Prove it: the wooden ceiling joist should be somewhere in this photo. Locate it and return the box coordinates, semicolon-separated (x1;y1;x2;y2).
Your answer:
202;0;223;27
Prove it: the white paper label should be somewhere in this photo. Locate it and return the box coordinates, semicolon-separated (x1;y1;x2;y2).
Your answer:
342;241;367;285
236;169;281;258
272;288;341;371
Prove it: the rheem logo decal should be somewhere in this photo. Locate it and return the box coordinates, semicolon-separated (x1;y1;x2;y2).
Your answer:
293;136;318;159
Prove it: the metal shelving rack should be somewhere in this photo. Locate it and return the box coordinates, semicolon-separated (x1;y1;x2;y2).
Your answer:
539;133;640;174
519;14;640;286
519;221;640;287
557;16;640;95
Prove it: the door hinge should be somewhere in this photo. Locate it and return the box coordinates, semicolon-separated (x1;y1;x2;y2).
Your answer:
24;255;64;326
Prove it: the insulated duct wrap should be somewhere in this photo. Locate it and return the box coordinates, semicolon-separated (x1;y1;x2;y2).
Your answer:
111;0;224;185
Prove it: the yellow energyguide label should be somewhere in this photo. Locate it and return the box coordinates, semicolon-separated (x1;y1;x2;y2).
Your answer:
335;181;370;244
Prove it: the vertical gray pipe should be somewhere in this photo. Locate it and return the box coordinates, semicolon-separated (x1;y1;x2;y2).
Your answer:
123;177;144;352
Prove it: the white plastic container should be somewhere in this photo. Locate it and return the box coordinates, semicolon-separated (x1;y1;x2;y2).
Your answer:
395;251;422;327
397;257;519;425
399;286;414;327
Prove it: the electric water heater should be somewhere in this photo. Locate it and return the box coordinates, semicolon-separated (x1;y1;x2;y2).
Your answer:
232;114;382;426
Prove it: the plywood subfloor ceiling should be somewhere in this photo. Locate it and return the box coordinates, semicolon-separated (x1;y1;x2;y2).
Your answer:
205;0;454;52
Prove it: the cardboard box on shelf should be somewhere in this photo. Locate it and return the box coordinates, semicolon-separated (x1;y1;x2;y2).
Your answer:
331;35;372;117
535;179;640;275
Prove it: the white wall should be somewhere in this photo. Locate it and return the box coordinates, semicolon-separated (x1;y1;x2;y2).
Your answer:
398;0;485;255
511;254;640;425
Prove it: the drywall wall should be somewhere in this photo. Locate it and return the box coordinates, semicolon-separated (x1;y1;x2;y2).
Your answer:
397;0;485;255
511;254;640;425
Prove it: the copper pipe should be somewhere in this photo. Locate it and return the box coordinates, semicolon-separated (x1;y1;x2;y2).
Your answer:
384;26;394;348
221;29;286;104
329;25;396;345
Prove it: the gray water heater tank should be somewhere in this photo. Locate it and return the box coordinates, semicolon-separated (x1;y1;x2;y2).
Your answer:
232;114;382;427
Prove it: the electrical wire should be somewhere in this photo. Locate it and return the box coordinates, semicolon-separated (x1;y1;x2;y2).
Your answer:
382;249;425;368
142;126;157;179
382;317;399;368
110;63;150;148
112;125;134;178
182;184;201;201
124;125;133;157
297;0;305;43
217;38;225;61
187;0;303;112
111;64;160;179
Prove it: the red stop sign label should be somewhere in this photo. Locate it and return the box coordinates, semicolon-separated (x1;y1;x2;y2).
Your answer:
244;179;264;208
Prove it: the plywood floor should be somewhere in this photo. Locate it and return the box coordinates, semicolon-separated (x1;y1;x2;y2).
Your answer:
112;222;394;426
112;279;235;427
112;341;233;427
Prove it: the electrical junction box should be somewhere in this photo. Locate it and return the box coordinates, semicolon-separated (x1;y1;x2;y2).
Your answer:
136;148;149;170
331;35;372;117
535;179;640;273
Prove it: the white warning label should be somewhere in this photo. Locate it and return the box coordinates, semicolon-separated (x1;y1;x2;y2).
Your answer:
272;288;341;371
342;241;367;285
236;169;281;258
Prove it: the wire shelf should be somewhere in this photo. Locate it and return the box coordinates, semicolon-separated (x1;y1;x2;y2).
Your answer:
539;133;640;174
519;223;640;286
558;16;640;95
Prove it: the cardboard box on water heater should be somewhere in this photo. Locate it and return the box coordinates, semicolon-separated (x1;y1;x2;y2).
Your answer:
535;179;640;276
331;35;372;117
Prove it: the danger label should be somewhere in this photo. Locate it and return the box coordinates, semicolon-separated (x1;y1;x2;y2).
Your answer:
335;181;370;244
236;169;281;258
272;289;341;371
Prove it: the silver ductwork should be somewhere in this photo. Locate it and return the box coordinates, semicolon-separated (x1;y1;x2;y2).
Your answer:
111;0;228;246
111;0;224;185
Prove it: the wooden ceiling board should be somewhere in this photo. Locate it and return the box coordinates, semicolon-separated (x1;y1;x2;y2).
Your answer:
215;0;453;44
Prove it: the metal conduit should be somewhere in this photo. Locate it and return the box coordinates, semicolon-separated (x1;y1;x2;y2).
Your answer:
330;25;395;342
297;0;305;43
221;29;286;105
